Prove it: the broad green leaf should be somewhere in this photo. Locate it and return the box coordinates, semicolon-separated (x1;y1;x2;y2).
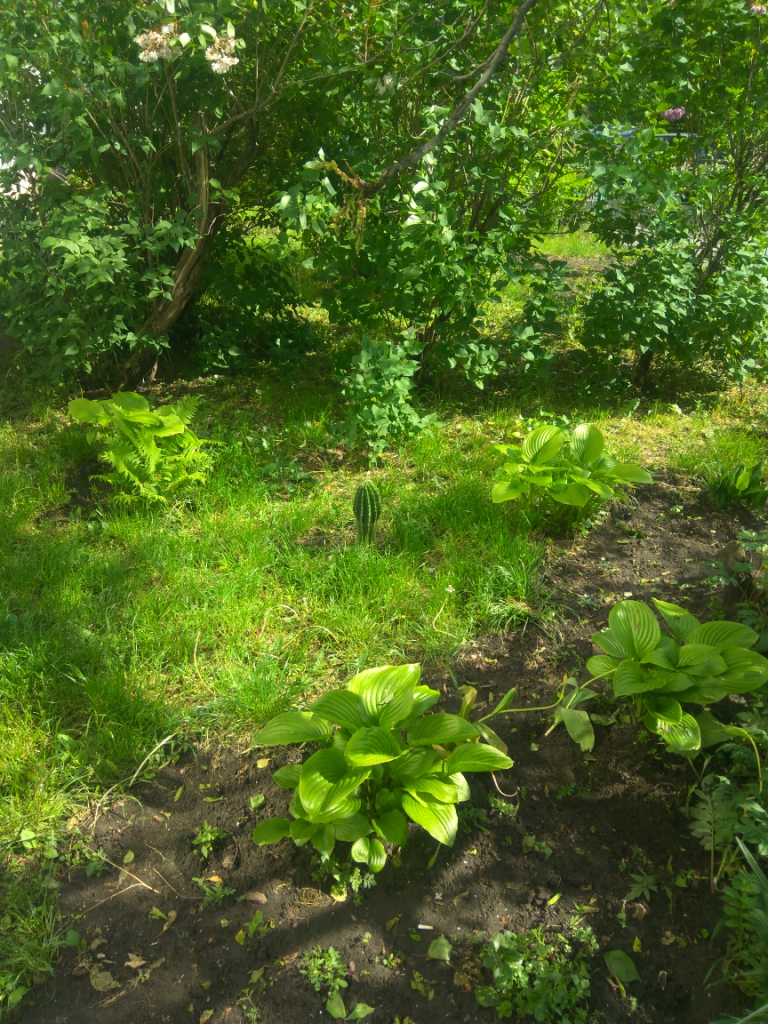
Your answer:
347;1003;375;1021
406;777;459;804
696;710;731;748
522;425;564;464
674;682;729;704
351;835;386;872
346;664;420;722
389;747;439;782
613;660;649;696
608;601;660;659
256;711;332;746
475;722;508;754
604;950;639;984
652;599;699;641
110;391;150;412
344;726;403;766
569;424;604;466
491;480;523;503
408;713;478;747
68;397;105;423
656;712;701;753
640;635;679;669
290;818;318;843
586;654;620;678
406;685;441;722
644;695;682;724
326;993;347;1020
252;817;291;845
311;690;369;730
334;813;373;842
402;794;458;846
592;628;631;659
550;483;592;507
272;764;301;788
448;772;471;802
311;823;336;857
475;985;501;1007
427;937;453;961
561;707;595;751
677;645;727;678
310;797;361;824
609;464;653;484
687;621;759;651
374;787;399;814
299;748;351;814
444;743;513;774
373;809;409;847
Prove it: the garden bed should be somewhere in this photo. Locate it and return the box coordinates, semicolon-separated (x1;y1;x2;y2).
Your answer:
18;477;757;1024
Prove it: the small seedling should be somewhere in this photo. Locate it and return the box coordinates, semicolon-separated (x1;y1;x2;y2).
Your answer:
193;877;236;907
489;794;517;821
325;993;375;1021
192;821;226;860
312;855;377;905
300;946;348;995
522;835;553;860
458;806;490;834
411;970;434;999
235;911;272;945
625;868;658;903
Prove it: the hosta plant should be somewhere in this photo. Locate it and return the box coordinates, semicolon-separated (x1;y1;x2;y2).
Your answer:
251;664;513;873
69;391;214;503
491;424;651;517
703;458;768;511
586;599;768;755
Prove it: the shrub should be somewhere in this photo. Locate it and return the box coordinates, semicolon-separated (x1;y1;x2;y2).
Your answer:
251;664;512;872
68;391;215;504
491;424;651;520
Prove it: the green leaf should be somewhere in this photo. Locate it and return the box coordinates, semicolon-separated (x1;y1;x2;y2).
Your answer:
644;695;682;724
586;654;620;678
373;809;409;847
272;764;301;788
608;601;660;659
408;713;478;747
475;985;501;1007
569;424;604;466
604;950;639;984
652;599;699;641
290;818;319;843
402;794;458;846
311;690;369;730
334;813;373;842
406;777;458;804
389;747;439;782
347;1003;375;1021
444;743;513;773
474;722;509;754
351;836;387;872
326;993;347;1020
345;726;403;766
656;712;701;753
719;647;768;691
427;937;452;961
256;712;332;745
491;480;523;503
609;464;653;484
551;483;593;507
346;664;420;723
687;621;758;651
299;748;366;815
592;628;631;659
407;686;441;721
522;425;564;464
252;817;291;845
561;707;595;752
613;660;648;696
696;710;731;748
310;823;336;857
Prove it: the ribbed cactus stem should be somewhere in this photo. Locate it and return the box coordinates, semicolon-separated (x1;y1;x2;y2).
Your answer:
353;481;382;544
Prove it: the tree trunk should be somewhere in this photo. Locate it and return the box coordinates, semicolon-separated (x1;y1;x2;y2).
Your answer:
632;347;654;386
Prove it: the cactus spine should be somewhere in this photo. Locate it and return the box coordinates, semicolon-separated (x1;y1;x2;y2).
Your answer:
353;481;382;544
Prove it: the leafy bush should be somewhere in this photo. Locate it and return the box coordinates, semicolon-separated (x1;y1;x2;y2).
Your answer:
68;391;215;504
587;599;768;755
475;925;598;1022
251;664;512;872
703;460;768;511
491;424;651;519
717;840;768;1005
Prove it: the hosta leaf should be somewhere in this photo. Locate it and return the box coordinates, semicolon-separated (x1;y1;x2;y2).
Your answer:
604;950;639;984
653;599;699;641
310;823;336;858
444;743;513;774
351;836;387;872
609;464;653;484
252;817;291;845
550;482;592;507
346;664;421;722
290;818;318;843
310;797;361;824
406;686;441;722
613;660;648;696
256;712;332;746
720;647;768;689
299;748;351;815
644;695;683;724
311;691;369;730
373;809;409;847
608;601;660;659
656;712;701;753
687;621;759;651
408;713;478;747
522;425;564;464
569;424;604;467
641;635;679;669
406;777;459;805
586;654;620;678
344;726;403;767
492;480;524;503
696;710;731;748
448;772;471;802
560;707;595;751
379;679;416;730
592;628;631;659
402;794;458;846
334;813;373;842
651;669;694;693
674;683;730;704
389;747;439;783
475;722;508;754
272;764;301;789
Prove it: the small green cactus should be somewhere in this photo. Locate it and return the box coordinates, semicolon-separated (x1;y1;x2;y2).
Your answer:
353;481;382;544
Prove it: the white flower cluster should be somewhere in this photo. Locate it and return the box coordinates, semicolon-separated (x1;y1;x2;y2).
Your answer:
135;24;177;63
205;36;239;75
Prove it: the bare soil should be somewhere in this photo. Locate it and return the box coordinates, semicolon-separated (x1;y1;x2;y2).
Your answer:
19;475;760;1024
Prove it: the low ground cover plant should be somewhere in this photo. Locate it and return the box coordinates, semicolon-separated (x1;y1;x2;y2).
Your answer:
475;924;598;1021
703;459;768;510
491;424;651;523
68;391;214;503
251;664;513;871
